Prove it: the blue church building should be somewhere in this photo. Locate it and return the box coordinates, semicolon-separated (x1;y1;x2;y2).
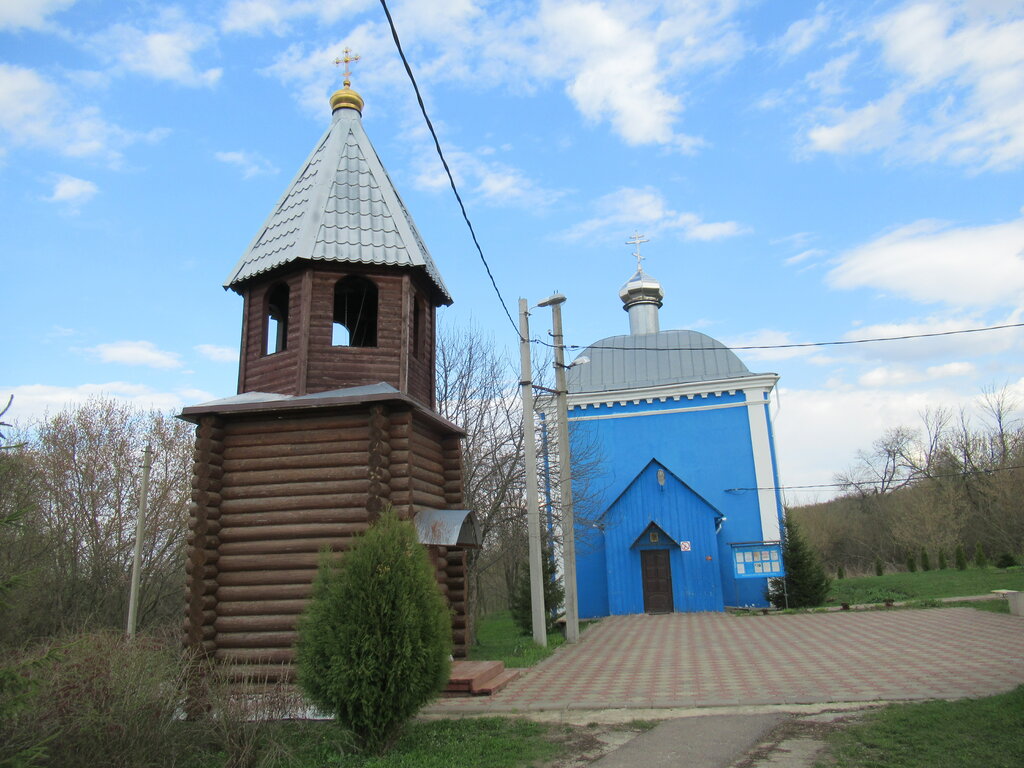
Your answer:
566;257;785;616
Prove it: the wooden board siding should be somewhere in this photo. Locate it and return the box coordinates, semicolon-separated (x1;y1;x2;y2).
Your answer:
237;264;439;402
183;401;468;682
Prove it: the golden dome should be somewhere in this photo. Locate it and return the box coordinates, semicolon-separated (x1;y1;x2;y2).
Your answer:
330;79;364;114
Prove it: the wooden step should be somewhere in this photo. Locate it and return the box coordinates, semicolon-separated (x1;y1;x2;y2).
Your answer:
472;668;522;696
445;660;505;694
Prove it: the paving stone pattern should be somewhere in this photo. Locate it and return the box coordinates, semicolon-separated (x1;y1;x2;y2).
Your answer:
433;609;1024;712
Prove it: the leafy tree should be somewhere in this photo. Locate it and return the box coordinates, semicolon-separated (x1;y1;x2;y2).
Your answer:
974;542;988;569
874;558;884;577
906;553;917;573
296;507;451;754
768;516;831;609
938;549;948;570
836;565;845;580
995;553;1018;568
920;548;931;572
955;544;968;571
509;543;564;636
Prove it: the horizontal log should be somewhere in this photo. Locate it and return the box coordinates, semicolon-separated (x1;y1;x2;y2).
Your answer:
191;489;222;506
214;651;294;667
186;577;219;595
410;462;444;485
185;563;217;579
452;630;467;645
220;508;368;528
215;631;298;648
411;490;448;509
192;463;224;482
187;608;217;625
184;592;218;609
225;414;369;436
442;469;462;481
219;537;356;557
217;599;308;616
215;614;298;633
220;479;366;501
217;570;319;588
218;552;343;572
219;522;368;543
223;440;370;461
217;584;313;602
220;493;367;514
222;449;370;473
223;465;369;487
223;427;371;448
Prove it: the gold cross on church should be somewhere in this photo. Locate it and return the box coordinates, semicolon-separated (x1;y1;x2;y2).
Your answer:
333;47;360;84
627;231;649;272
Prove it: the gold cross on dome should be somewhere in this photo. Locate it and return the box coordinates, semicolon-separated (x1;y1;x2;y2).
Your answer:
333;47;360;84
627;231;649;271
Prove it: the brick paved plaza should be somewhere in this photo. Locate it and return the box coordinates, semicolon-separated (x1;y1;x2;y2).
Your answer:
429;608;1024;712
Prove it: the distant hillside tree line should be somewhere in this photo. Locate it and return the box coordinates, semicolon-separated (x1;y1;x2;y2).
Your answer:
790;388;1024;575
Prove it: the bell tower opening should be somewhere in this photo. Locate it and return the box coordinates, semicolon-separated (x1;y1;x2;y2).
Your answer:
264;283;289;355
332;275;378;347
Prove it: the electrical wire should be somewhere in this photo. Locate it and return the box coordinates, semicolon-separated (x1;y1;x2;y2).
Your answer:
379;0;521;338
726;463;1024;493
532;321;1024;354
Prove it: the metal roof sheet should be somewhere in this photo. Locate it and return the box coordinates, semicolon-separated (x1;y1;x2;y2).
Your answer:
567;329;757;393
224;107;451;304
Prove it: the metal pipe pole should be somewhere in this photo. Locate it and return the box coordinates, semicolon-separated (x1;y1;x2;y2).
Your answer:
518;299;547;646
543;296;580;643
127;444;152;639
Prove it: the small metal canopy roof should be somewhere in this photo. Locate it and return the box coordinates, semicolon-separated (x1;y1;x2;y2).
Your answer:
413;509;480;547
224;92;451;305
630;521;678;549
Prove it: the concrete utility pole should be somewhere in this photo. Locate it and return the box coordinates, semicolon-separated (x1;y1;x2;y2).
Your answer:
518;299;547;646
127;444;152;640
537;294;580;643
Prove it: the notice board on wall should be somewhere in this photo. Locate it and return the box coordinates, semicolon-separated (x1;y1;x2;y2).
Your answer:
729;541;784;579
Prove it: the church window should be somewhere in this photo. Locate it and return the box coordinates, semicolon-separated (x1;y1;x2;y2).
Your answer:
265;283;289;355
333;276;378;347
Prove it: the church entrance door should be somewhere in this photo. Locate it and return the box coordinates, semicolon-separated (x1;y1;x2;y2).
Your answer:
640;549;673;613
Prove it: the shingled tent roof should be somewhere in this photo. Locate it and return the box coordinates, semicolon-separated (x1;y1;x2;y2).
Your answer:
224;93;451;304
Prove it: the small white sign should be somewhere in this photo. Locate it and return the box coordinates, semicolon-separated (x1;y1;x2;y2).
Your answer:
680;541;692;551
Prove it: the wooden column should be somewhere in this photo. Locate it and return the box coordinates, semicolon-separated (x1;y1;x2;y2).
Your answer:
367;404;392;518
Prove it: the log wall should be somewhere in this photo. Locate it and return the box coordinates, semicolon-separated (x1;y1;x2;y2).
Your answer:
183;402;467;682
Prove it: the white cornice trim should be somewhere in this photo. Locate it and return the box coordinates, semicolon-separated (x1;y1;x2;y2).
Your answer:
566;373;780;411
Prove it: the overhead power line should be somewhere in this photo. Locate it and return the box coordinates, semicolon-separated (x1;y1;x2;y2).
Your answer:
533;321;1024;354
726;462;1024;493
379;0;520;338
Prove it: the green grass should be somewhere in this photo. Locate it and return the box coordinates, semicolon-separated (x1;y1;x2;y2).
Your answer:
829;566;1024;605
819;685;1024;768
247;717;563;768
468;611;570;668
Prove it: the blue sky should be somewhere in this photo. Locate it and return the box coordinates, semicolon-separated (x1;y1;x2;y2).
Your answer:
3;0;1023;503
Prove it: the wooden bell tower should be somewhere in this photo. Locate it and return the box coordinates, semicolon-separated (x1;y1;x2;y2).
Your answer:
180;69;473;680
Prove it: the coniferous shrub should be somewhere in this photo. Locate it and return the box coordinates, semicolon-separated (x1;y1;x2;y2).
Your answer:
510;542;564;636
874;557;884;577
974;543;988;569
836;565;845;580
938;550;948;570
906;553;917;573
955;544;968;570
920;548;931;572
768;516;831;609
296;507;452;754
995;553;1018;569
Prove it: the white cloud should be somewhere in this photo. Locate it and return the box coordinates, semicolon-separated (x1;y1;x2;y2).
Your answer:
215;150;278;179
0;0;76;31
804;2;1024;170
222;0;373;35
195;344;238;363
89;9;222;87
841;314;1024;364
88;341;182;369
805;52;857;96
858;361;976;388
0;382;209;425
45;174;98;206
725;329;814;362
0;64;162;164
561;186;748;243
828;215;1024;307
784;248;825;266
774;5;831;58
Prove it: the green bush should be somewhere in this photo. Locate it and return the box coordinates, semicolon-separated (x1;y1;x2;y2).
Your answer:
995;553;1018;569
0;632;192;768
955;544;968;570
768;516;831;609
874;557;884;577
836;566;845;580
920;548;931;572
509;543;564;637
974;542;988;569
906;553;917;573
296;507;452;754
938;549;948;570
